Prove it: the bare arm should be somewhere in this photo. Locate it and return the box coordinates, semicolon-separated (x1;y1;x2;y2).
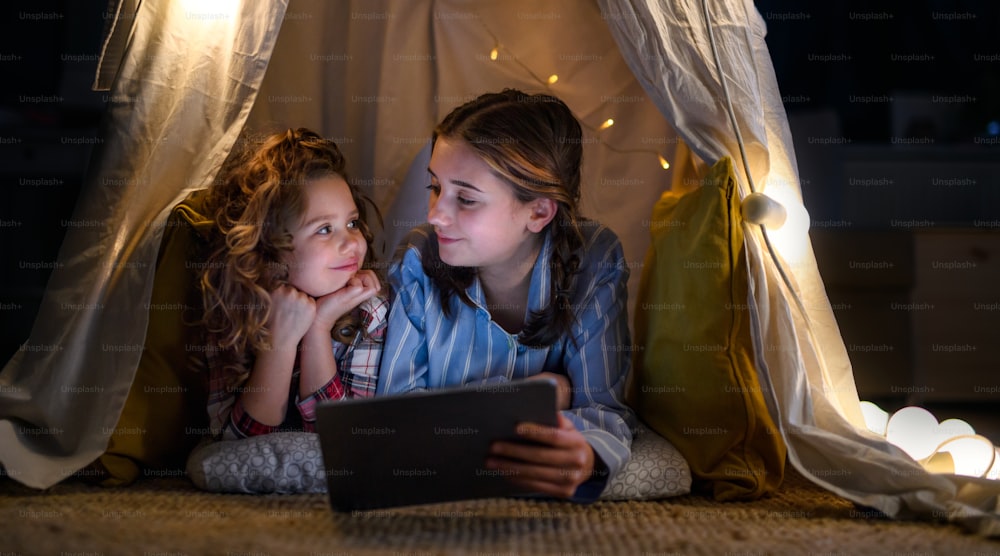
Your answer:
298;270;380;397
239;285;315;425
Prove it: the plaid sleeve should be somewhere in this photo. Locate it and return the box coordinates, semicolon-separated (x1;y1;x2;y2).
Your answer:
296;374;347;431
338;295;388;398
225;397;283;439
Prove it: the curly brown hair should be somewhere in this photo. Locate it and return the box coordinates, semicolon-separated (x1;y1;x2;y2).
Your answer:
428;89;585;348
200;128;378;387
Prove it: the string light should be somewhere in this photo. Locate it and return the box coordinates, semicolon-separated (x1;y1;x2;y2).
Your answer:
477;22;670;172
861;401;999;479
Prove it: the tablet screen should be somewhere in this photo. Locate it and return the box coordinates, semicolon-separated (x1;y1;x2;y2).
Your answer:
315;379;558;511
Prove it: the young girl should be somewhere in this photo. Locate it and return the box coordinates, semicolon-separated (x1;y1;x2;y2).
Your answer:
378;90;635;500
200;128;387;440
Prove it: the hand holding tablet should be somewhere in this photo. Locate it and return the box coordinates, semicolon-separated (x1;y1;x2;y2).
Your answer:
315;379;558;510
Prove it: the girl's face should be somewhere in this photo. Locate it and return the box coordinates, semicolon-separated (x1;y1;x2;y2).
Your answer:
286;176;367;297
427;137;551;281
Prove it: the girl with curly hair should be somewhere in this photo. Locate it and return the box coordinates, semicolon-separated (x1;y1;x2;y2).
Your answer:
200;128;386;440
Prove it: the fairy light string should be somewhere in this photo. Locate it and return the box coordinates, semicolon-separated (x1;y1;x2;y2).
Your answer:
480;24;670;171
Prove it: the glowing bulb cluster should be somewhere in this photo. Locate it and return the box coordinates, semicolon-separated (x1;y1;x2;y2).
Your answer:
860;401;999;479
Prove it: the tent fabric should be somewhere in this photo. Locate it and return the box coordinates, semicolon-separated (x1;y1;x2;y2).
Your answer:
0;0;289;488
243;0;678;297
0;0;679;488
599;0;1000;536
0;0;997;536
93;0;140;91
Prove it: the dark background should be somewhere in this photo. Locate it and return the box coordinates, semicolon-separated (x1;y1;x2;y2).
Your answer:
762;0;999;144
1;2;998;415
1;0;108;365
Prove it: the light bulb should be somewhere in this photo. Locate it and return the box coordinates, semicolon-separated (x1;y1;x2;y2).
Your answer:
921;451;955;474
756;179;811;266
490;47;498;61
938;418;976;439
741;192;788;229
937;435;996;477
658;154;670;170
987;448;1000;480
547;74;558;85
885;406;943;461
860;401;889;436
599;118;614;130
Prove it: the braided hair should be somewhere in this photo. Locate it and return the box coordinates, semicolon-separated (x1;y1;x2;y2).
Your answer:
426;90;585;347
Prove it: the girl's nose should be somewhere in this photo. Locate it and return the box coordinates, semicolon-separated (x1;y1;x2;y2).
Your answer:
427;196;451;227
339;232;362;256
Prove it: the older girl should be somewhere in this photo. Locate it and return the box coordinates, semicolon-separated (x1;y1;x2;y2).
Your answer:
378;90;634;500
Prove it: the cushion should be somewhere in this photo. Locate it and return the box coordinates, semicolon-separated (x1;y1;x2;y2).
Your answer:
185;423;691;499
96;190;214;486
186;433;327;494
600;421;691;500
629;156;786;501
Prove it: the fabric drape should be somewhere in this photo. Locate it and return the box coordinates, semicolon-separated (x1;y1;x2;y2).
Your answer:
245;0;680;309
0;0;289;488
600;0;999;536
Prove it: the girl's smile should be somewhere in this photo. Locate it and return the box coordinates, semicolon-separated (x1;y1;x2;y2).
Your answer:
427;137;543;284
287;176;367;298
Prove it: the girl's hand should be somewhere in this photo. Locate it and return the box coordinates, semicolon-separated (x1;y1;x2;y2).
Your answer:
486;413;595;499
527;372;572;410
268;284;317;349
311;270;381;333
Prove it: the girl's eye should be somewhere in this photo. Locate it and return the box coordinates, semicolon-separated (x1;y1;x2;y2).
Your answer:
347;219;360;230
426;182;474;206
317;225;331;235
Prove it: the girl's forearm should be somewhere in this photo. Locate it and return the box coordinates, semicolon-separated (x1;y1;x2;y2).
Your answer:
298;327;338;396
239;345;297;426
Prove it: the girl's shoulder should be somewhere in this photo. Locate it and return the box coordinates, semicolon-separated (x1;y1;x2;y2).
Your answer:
389;224;435;278
570;219;629;288
392;223;435;262
576;218;625;259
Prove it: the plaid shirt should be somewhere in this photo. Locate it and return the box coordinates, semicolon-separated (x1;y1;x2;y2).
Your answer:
205;294;388;440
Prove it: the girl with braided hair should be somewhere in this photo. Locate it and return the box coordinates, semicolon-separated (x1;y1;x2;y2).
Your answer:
200;128;387;441
378;90;635;501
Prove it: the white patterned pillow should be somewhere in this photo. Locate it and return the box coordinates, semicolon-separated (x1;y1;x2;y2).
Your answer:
600;421;691;500
186;422;691;499
186;432;326;494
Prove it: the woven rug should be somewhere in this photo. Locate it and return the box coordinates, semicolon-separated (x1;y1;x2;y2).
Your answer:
1;469;997;555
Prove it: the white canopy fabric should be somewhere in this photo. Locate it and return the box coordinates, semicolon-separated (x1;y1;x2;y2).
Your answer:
1;0;997;536
599;0;1000;536
0;0;289;488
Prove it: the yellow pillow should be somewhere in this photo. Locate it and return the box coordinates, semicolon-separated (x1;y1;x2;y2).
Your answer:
630;156;785;501
97;190;213;485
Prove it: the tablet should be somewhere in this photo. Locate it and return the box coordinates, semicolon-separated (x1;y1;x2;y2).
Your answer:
314;379;558;511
